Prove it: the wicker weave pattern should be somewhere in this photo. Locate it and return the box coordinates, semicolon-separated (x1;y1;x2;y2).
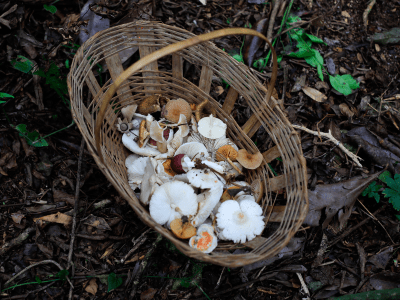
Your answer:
68;21;308;267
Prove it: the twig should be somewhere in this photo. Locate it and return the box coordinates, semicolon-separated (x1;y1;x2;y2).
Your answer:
67;137;85;300
292;124;363;167
129;234;162;299
357;199;394;244
363;0;376;28
312;233;328;268
5;260;73;288
296;272;311;300
121;228;151;263
0;227;35;256
264;0;281;51
328;204;388;247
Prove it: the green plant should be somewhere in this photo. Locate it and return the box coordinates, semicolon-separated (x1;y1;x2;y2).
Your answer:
281;15;359;95
107;272;123;292
14;124;49;147
43;4;57;14
11;55;35;73
0;92;14;104
363;171;400;211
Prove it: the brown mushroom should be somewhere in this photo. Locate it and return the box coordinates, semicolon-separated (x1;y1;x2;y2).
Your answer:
121;104;138;122
236;149;263;169
216;145;238;162
162;98;192;124
170;218;197;239
138;120;150;148
162;159;177;176
251;179;264;203
195;99;209;122
137;95;162;115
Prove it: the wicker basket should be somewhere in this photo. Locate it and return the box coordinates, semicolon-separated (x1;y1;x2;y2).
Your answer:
67;21;308;267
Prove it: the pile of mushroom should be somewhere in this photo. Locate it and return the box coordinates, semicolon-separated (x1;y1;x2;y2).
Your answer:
117;95;266;254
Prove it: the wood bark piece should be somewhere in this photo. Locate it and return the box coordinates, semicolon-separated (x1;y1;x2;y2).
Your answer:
263;145;281;163
222;87;238;114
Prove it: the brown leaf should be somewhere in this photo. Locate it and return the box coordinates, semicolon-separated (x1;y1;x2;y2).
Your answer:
84;214;111;231
243;18;269;67
302;86;327;102
303;173;381;228
11;213;25;224
53;189;75;205
34;212;72;226
140;288;157;300
85;278;98;295
339;103;354;118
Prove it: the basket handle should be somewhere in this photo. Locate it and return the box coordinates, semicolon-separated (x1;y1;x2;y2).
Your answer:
94;28;277;164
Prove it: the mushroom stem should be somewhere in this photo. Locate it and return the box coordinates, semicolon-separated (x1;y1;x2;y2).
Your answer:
226;157;244;175
195;99;209;122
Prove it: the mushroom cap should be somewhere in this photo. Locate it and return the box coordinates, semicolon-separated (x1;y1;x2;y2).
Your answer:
162;159;177;177
140;158;163;205
198;115;227;139
171;218;197;239
121;104;138;122
187;169;221;190
216;199;265;244
216;145;238;162
137;94;161;115
162;99;192;124
122;132;161;157
236;149;264;169
149;181;198;226
189;224;217;254
125;155;149;189
175;142;209;160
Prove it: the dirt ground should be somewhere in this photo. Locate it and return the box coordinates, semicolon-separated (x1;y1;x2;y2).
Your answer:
1;0;400;299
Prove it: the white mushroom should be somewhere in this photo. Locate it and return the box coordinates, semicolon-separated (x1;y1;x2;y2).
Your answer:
125;154;149;190
121;104;138;122
189;224;218;254
216;200;265;244
198;115;227;139
187;169;224;227
122;131;161;157
149;181;198;226
140;158;164;205
175;142;209;160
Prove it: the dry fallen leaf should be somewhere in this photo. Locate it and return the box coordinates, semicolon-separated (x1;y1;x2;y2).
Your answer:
83;214;111;231
34;212;72;226
215;86;224;95
11;213;25;224
302;86;327;102
339;103;355;118
85;278;98;295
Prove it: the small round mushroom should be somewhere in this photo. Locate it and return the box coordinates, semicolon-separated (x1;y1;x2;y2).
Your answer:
236;149;263;169
171;218;197;239
171;154;195;174
162;98;192;124
149;181;198;226
216;199;265;244
189;224;217;253
137;95;161;115
198;115;227;139
216;145;238;162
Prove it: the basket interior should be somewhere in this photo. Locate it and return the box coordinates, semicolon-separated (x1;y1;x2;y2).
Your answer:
68;21;308;267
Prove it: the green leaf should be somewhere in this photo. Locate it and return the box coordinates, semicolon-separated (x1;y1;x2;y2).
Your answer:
35;276;42;284
362;181;382;203
304;49;324;67
305;33;325;44
179;278;192;288
107;273;123;292
0;101;5;104
11;55;34;74
317;64;323;81
396;215;400;221
287;48;314;59
382;174;400;211
15;124;49;147
232;54;244;63
329;74;359;96
379;170;392;184
0;92;14;99
43;4;57;14
56;270;69;282
65;59;70;69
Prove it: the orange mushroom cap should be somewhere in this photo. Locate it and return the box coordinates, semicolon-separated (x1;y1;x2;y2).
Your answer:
170;218;197;239
162;99;192;124
236;149;263;169
216;145;238;162
162;159;177;176
137;95;161;115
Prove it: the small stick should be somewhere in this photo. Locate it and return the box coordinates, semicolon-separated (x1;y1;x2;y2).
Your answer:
129;234;162;298
121;228;151;263
363;0;376;28
292;124;363;167
296;272;311;300
226;157;243;175
67;137;85;300
265;0;282;51
0;227;35;256
5;260;73;288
